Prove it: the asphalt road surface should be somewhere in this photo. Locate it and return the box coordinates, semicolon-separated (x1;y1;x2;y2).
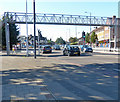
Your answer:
37;50;119;100
1;50;119;101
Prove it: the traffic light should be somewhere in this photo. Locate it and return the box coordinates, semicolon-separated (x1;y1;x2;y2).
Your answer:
82;31;85;41
82;31;85;38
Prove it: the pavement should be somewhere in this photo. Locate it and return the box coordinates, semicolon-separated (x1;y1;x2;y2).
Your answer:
1;55;57;101
93;50;119;55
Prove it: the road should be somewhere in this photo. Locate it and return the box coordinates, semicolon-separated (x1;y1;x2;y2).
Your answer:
1;50;119;101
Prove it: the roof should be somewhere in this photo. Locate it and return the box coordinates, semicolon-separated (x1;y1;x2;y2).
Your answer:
90;26;104;34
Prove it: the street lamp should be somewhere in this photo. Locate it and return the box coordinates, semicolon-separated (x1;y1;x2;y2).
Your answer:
85;11;91;46
26;0;29;57
75;26;77;38
85;12;91;34
33;0;36;59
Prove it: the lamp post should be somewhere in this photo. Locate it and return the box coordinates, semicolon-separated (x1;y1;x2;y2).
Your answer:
26;0;29;57
85;12;91;34
33;0;36;59
85;12;91;46
75;26;77;38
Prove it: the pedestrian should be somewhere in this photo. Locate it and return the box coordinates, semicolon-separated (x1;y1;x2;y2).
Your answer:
14;45;17;54
12;45;15;54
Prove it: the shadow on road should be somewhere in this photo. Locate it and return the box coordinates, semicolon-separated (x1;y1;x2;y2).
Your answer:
1;62;118;101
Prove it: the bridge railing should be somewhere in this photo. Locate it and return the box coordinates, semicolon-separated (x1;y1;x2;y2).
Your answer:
4;12;118;26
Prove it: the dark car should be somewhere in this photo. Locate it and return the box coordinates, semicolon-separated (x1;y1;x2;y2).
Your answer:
40;45;52;53
63;45;80;56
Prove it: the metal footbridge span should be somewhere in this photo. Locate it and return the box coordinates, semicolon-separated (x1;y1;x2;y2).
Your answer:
4;12;119;26
3;12;120;56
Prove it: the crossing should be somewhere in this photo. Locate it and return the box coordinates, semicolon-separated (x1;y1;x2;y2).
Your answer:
4;12;120;26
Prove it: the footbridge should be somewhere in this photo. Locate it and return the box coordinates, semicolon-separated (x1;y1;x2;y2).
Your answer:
3;12;120;56
4;12;120;26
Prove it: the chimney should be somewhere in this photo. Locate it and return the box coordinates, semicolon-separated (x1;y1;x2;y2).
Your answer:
112;15;116;24
113;15;116;19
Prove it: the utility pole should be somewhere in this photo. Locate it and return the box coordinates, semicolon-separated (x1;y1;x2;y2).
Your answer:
4;13;10;55
75;26;77;38
85;12;91;46
114;17;117;50
90;12;91;34
5;22;10;55
109;26;111;51
33;0;36;59
26;0;29;57
38;29;40;55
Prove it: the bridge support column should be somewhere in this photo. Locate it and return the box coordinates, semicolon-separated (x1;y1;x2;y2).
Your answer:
109;26;111;51
114;18;117;50
5;15;10;55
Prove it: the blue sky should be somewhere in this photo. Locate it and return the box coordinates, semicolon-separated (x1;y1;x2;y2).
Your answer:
0;1;119;41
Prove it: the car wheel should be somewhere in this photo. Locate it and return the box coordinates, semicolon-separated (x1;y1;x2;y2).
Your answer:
78;53;80;56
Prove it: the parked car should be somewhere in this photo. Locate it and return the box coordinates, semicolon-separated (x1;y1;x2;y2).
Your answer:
53;45;61;50
63;45;80;56
79;45;93;53
40;45;52;53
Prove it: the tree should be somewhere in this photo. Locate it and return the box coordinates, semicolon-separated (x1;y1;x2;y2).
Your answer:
69;37;78;45
1;15;19;50
69;37;78;43
0;21;2;50
47;39;54;45
85;33;90;43
55;37;66;45
91;32;97;43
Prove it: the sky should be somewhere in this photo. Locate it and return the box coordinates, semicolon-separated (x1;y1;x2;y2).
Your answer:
0;0;119;41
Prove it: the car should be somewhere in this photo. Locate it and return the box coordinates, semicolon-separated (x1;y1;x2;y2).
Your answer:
40;45;52;53
53;45;61;50
63;45;80;56
79;45;93;53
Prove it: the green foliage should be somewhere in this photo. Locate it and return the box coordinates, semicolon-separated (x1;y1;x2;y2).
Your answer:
70;42;78;45
55;37;66;45
69;37;78;43
91;32;98;43
47;39;54;45
0;21;2;49
1;15;19;50
85;33;90;43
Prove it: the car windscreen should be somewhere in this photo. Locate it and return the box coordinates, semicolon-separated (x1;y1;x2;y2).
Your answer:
84;45;89;48
45;46;51;48
55;45;60;48
70;46;79;50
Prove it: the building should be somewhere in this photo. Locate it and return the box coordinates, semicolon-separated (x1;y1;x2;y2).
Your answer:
17;36;27;48
109;16;120;48
90;16;120;48
17;30;48;48
38;30;47;44
90;26;109;47
118;1;120;18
